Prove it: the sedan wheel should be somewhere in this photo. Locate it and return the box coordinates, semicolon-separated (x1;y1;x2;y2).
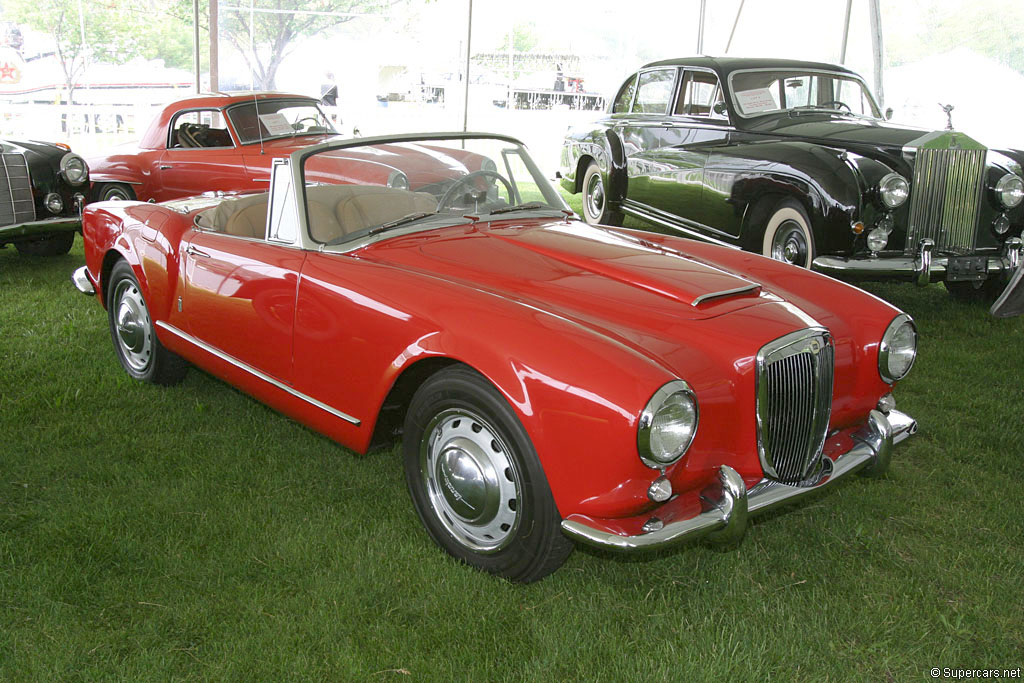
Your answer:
581;160;622;226
95;183;136;202
106;260;187;385
14;232;74;257
762;200;815;268
403;365;573;582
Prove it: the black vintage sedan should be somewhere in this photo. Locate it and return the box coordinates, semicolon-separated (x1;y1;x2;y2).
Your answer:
0;139;89;256
560;57;1024;302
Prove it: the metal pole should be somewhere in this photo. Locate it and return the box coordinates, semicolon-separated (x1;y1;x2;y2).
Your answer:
193;0;201;92
210;0;219;92
725;0;745;54
696;0;706;54
839;0;853;64
868;0;884;106
462;0;472;132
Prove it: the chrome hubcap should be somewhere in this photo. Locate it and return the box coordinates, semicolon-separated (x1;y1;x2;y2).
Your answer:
113;280;152;372
585;172;605;220
421;409;521;552
771;220;808;266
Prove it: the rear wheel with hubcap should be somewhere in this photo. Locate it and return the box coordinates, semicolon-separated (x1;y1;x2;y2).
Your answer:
581;160;623;226
403;365;572;582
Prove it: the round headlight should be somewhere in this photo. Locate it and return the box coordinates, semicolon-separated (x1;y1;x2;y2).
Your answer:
879;173;909;209
996;173;1024;209
867;227;889;252
481;157;497;175
879;314;917;383
44;192;63;214
60;153;89;186
387;171;409;190
637;380;699;468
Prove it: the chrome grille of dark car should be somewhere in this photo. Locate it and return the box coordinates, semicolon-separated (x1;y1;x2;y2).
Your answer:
0;153;36;228
756;330;834;485
905;148;986;255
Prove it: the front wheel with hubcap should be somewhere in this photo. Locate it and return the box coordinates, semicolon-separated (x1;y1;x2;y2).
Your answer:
581;160;622;226
106;260;188;385
761;199;815;268
14;232;74;257
94;183;136;202
403;365;572;582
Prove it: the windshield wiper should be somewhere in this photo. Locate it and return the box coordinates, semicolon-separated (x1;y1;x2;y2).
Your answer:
486;201;555;216
367;211;438;235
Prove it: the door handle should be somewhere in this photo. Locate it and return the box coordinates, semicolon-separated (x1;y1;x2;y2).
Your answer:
660;121;675;127
185;245;210;258
159;165;172;170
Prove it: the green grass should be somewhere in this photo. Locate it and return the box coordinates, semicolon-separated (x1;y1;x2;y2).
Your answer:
2;211;1023;680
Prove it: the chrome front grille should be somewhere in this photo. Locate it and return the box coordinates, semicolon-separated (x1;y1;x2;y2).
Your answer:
756;329;834;484
0;153;36;228
905;147;986;255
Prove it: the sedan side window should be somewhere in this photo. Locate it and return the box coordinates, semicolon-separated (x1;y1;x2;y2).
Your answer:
631;69;676;114
611;75;638;114
169;110;234;149
675;71;726;118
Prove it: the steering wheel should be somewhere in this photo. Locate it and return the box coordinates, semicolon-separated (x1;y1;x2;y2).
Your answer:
820;100;851;112
293;116;323;131
437;170;516;211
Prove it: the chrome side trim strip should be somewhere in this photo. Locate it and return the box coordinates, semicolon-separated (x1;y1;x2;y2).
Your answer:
621;202;741;249
155;321;361;426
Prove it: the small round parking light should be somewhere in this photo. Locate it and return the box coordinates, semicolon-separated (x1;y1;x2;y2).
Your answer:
867;227;889;253
993;213;1011;236
45;193;64;214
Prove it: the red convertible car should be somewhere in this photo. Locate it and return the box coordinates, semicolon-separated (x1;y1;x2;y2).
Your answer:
72;133;918;581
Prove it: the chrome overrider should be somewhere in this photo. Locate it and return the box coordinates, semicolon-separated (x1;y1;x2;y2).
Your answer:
812;237;1023;286
71;265;96;295
560;408;916;552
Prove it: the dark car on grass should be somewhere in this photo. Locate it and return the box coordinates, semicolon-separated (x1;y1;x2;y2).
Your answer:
0;139;89;256
560;57;1024;305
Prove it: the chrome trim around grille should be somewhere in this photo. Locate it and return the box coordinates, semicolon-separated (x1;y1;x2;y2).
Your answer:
0;153;37;228
906;147;986;255
755;328;834;484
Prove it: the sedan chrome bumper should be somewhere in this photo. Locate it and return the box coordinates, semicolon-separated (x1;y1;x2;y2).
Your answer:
560;409;916;552
812;238;1022;286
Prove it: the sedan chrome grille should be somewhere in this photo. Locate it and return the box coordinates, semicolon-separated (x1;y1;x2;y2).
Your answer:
905;147;985;255
0;153;36;228
756;329;834;485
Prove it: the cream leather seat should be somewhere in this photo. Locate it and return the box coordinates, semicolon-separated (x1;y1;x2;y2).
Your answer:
224;202;268;238
335;189;437;235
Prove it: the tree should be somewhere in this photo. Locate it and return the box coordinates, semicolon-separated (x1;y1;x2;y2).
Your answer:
219;0;398;90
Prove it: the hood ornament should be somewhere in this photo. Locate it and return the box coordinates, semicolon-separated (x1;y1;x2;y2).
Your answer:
939;103;955;130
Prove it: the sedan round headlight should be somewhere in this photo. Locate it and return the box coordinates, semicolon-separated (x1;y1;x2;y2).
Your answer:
995;173;1024;209
60;153;89;186
637;380;698;469
879;313;917;383
878;173;910;209
387;170;409;190
44;192;63;214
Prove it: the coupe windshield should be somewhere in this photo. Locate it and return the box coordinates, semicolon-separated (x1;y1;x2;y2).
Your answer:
729;69;881;119
227;99;336;144
300;135;568;245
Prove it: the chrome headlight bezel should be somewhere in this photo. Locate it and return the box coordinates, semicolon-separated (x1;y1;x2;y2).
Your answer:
386;170;409;190
995;173;1024;209
878;173;910;209
59;153;89;186
637;380;699;469
481;157;498;175
879;313;917;384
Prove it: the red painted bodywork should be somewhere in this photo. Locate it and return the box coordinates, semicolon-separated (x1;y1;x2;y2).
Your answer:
80;201;903;521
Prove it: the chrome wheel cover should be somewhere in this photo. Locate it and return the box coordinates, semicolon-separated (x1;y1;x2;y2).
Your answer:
771;219;809;266
420;408;522;553
585;170;605;220
112;278;153;372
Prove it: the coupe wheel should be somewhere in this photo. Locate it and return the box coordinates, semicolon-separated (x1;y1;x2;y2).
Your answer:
403;365;572;582
762;199;815;268
581;160;622;226
95;183;136;202
106;260;187;385
14;232;74;257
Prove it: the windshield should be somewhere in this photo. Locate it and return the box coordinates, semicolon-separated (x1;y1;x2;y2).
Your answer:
728;69;881;119
300;135;569;245
227;99;337;144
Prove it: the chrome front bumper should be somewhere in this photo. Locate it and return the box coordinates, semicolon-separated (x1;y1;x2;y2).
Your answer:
71;266;96;295
812;237;1022;286
561;409;916;552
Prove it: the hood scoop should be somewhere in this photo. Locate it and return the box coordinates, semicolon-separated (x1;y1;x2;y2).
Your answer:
491;224;761;308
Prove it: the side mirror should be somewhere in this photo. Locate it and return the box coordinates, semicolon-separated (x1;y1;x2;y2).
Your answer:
712;101;728;117
885;107;893;121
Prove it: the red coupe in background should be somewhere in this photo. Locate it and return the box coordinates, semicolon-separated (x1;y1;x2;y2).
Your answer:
72;133;918;582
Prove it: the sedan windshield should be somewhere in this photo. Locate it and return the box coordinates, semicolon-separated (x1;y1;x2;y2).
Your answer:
227;99;336;144
300;135;569;246
729;69;881;119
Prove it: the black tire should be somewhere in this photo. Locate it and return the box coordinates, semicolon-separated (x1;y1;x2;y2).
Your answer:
761;198;815;268
106;260;187;385
403;365;573;582
945;279;1003;303
581;160;623;226
94;183;136;202
14;232;74;257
